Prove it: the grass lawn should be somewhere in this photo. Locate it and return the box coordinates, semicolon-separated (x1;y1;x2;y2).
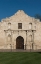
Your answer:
0;52;41;64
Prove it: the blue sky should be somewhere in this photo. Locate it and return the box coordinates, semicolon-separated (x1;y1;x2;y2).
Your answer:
0;0;41;20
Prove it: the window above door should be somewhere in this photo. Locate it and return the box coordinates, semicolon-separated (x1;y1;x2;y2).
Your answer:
18;23;22;29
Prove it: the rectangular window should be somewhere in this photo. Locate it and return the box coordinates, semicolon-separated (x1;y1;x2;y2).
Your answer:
18;23;22;29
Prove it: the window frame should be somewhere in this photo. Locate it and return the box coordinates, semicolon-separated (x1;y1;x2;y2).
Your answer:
18;23;22;29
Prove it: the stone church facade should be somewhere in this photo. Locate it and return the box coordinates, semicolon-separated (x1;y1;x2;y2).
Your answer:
0;10;41;50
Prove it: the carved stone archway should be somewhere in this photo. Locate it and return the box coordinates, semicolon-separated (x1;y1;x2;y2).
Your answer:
16;36;24;49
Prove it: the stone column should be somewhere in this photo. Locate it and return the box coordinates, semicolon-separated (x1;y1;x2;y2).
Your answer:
24;31;26;50
11;30;14;49
32;30;35;50
4;30;8;49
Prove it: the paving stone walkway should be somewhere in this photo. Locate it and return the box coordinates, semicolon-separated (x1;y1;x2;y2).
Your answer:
0;49;41;52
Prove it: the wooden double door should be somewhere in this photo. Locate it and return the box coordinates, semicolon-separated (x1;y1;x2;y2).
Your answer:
16;36;24;49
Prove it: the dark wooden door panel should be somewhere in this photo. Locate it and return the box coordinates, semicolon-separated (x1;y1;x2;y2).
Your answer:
16;36;24;49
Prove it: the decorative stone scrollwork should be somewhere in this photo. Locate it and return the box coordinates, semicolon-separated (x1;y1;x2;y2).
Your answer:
8;22;11;25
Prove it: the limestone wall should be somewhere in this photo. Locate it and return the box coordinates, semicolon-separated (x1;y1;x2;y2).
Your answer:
0;10;41;50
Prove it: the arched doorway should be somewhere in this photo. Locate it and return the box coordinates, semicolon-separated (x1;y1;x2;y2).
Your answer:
16;36;24;49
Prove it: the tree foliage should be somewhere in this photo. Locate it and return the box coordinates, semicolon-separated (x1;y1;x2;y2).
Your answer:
35;14;41;21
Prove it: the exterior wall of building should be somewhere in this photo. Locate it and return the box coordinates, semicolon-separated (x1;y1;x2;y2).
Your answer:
0;10;41;50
